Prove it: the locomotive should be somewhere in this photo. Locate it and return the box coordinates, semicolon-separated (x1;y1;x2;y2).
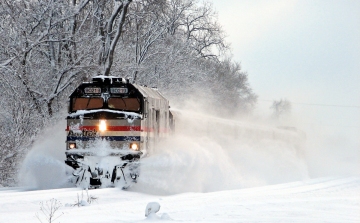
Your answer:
65;75;174;188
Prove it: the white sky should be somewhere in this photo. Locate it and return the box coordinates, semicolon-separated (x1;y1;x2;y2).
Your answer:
211;0;360;145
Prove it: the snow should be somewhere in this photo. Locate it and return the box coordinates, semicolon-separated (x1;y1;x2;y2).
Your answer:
0;57;16;67
145;202;160;217
3;109;358;222
0;177;359;222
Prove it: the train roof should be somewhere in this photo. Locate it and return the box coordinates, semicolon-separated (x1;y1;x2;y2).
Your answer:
74;75;168;102
133;84;167;101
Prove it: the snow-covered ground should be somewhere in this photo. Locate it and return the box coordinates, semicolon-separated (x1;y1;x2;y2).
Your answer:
1;109;359;222
0;177;359;222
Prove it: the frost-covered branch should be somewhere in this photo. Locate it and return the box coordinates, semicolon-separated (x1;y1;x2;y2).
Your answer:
101;0;133;76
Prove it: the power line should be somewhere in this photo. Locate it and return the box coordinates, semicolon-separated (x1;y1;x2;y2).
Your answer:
309;123;360;128
260;100;360;108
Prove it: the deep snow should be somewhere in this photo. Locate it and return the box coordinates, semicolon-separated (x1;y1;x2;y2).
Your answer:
0;177;359;222
3;108;359;222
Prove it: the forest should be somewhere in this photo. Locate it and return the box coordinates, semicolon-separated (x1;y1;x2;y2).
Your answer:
0;0;257;186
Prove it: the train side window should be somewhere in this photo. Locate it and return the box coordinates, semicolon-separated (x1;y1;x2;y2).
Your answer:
108;98;140;111
72;98;103;110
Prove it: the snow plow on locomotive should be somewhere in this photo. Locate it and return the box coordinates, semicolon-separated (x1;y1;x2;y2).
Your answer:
65;76;174;188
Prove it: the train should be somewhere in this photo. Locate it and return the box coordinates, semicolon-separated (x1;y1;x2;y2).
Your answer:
65;75;174;188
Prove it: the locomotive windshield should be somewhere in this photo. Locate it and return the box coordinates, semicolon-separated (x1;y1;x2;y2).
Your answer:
108;98;140;111
70;78;143;113
72;97;103;110
71;97;141;112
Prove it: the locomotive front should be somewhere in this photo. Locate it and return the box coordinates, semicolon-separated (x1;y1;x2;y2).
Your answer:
65;75;167;188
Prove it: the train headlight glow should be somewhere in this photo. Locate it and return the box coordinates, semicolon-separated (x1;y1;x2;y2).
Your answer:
130;143;139;151
68;143;76;149
99;120;107;132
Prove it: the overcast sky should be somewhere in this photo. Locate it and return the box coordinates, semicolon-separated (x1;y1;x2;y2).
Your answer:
211;0;360;146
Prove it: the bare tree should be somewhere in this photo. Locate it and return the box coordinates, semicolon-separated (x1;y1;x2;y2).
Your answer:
181;1;227;59
36;198;64;223
110;0;228;83
271;99;292;119
96;0;133;76
122;0;195;82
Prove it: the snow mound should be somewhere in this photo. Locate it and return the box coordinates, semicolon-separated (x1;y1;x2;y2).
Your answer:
145;202;172;221
145;202;160;217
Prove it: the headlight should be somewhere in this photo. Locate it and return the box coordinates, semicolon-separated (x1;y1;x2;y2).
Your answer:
99;120;107;132
68;143;76;149
130;142;139;151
